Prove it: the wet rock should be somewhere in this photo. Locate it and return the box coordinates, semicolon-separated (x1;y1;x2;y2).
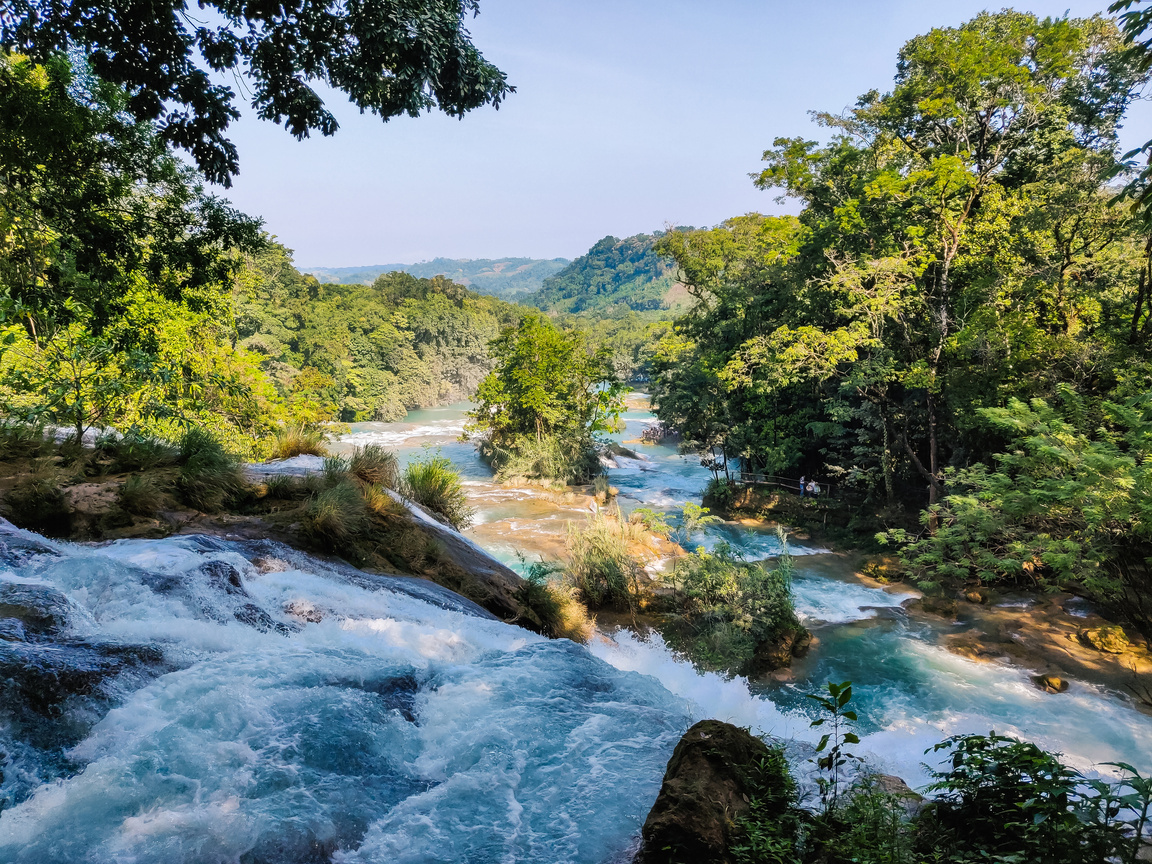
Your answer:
1079;626;1130;654
234;603;297;634
638;720;774;864
745;627;811;676
918;595;959;618
253;556;291;573
201;560;247;595
0;618;27;641
1033;674;1070;694
0;639;166;715
284;600;324;623
0;582;72;637
965;589;988;604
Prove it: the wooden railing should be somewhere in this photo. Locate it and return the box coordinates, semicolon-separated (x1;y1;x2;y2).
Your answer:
736;471;834;497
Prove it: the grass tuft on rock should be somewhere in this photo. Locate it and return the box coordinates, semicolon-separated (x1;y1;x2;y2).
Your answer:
349;444;399;488
117;474;165;515
401;453;474;530
0;422;52;461
176;427;246;511
4;462;72;536
271;424;327;459
304;480;369;543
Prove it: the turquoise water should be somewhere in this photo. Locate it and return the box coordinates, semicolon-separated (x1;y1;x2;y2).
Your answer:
2;403;1148;862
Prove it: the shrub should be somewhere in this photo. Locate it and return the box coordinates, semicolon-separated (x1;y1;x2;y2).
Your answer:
97;431;179;472
4;463;72;536
304;480;369;543
271;423;327;459
176;427;246;511
630;506;672;538
401;453;474;530
516;558;595;642
117;474;165;515
662;534;804;674
349;444;399;488
565;507;644;610
481;432;602;485
264;474;303;500
0;422;51;461
322;454;350;486
705;476;735;508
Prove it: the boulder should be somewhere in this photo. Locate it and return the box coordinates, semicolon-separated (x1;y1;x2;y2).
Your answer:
1078;625;1130;654
918;594;958;618
638;720;776;864
1032;673;1070;694
745;627;812;676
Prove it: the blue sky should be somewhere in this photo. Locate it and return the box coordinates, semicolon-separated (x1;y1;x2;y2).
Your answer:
217;1;1152;267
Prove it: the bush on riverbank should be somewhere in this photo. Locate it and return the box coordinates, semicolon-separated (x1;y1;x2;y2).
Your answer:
660;537;807;675
649;686;1152;864
565;506;647;610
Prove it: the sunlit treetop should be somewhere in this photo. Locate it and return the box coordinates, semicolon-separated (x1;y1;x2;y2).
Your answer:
0;0;513;186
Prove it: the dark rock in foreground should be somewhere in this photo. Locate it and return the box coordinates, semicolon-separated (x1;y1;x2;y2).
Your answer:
637;719;774;864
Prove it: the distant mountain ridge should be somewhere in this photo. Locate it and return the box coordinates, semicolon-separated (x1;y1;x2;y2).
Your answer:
305;257;569;298
519;231;689;315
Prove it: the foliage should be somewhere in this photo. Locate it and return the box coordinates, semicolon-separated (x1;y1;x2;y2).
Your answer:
727;684;1152;864
467;312;625;483
0;421;50;460
917;733;1152;864
678;502;722;544
807;680;861;813
348;444;399;488
650;11;1149;515
730;747;804;864
564;506;645;610
401;452;474;530
664;537;803;674
879;389;1152;635
116;473;164;515
522;232;685;315
236;246;522;423
629;507;672;538
95;432;178;473
2;1;512;185
514;557;595;643
175;426;245;511
3;463;71;535
271;424;327;460
304;480;370;544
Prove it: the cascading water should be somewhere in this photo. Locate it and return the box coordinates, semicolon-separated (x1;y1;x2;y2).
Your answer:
0;527;687;862
338;401;1152;786
4;399;1150;862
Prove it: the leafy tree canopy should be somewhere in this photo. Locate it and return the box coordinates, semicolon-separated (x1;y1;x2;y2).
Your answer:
0;0;512;184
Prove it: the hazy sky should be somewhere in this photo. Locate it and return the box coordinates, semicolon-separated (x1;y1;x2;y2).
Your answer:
217;1;1152;267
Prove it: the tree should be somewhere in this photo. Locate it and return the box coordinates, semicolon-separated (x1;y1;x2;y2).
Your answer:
653;12;1149;513
1;0;512;185
466;312;624;482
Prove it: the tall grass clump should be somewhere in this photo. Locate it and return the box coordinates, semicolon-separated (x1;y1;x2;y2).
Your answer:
304;480;370;544
271;423;327;459
176;427;245;511
322;454;350;485
117;474;166;515
4;460;72;536
95;431;179;472
482;433;601;485
516;558;595;642
565;506;644;611
401;453;474;530
349;444;399;488
0;422;51;460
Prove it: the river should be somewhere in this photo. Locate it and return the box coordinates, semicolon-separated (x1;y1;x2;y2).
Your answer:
0;400;1149;862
